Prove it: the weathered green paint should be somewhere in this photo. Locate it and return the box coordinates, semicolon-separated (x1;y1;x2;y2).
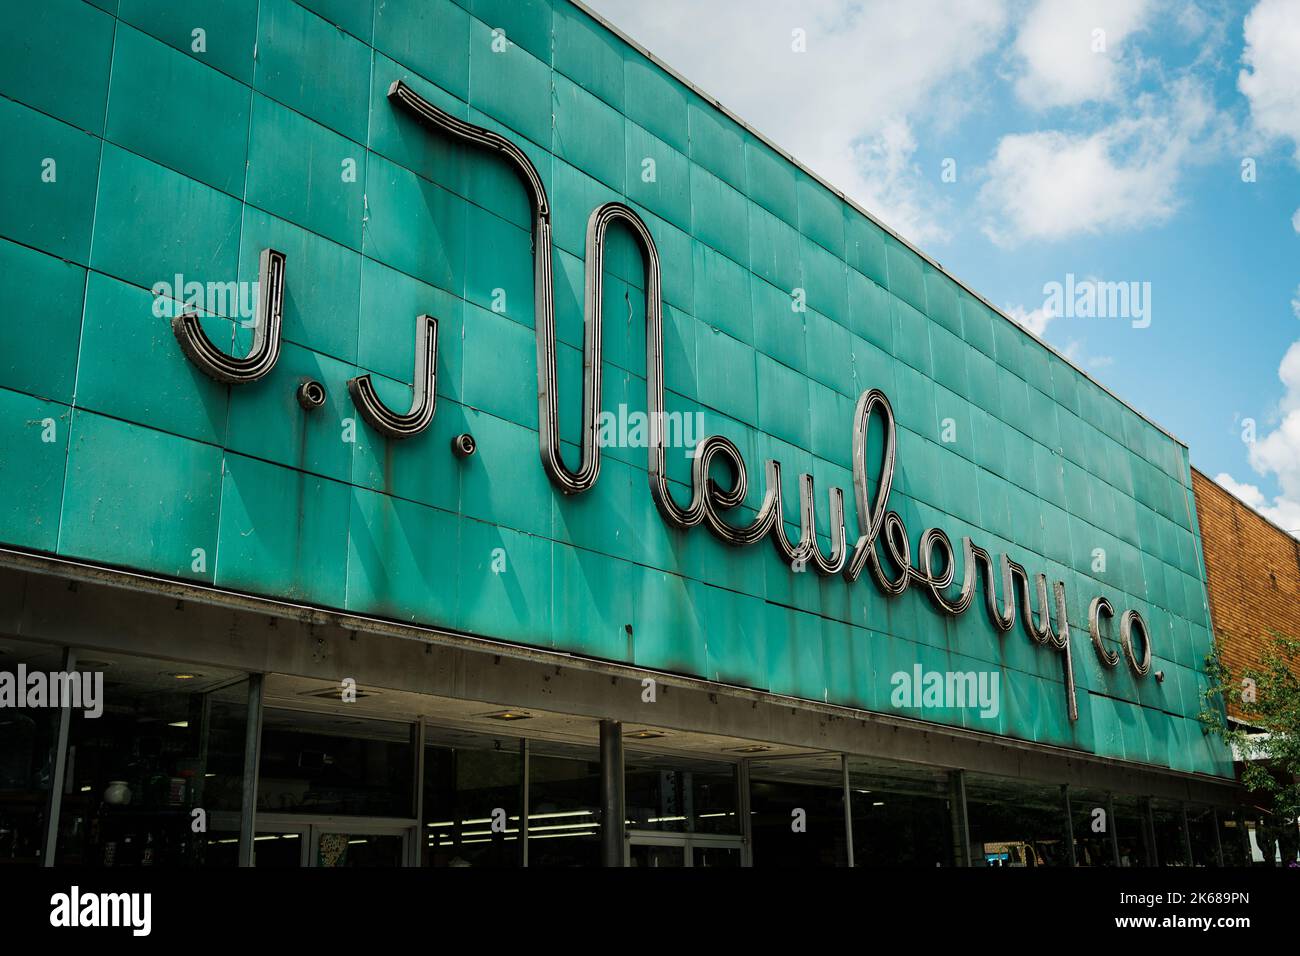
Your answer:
0;0;1231;776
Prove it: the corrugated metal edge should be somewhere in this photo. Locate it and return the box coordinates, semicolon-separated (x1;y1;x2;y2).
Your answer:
566;0;1188;450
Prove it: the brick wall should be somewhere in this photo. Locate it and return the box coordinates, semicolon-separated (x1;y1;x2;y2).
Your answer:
1191;468;1300;718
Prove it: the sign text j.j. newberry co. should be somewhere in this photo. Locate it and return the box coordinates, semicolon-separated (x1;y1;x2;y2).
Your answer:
167;80;1157;723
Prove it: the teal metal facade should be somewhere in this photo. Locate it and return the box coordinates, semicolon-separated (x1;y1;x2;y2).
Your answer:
0;0;1231;775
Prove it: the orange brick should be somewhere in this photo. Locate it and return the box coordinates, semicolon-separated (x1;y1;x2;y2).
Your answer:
1191;469;1300;719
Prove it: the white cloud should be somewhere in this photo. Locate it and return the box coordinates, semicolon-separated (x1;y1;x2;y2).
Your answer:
1292;207;1300;234
1212;472;1268;510
1012;0;1154;108
1175;2;1211;41
582;0;1009;244
979;77;1221;245
1217;286;1300;538
1239;0;1300;161
1242;342;1300;533
1062;338;1114;372
1006;302;1057;337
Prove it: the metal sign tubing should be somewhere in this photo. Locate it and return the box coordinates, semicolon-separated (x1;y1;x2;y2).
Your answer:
383;80;1170;728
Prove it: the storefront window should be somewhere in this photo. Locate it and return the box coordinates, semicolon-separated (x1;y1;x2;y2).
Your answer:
749;754;847;867
1069;787;1117;866
966;774;1069;867
423;725;522;867
54;652;248;866
198;831;243;867
526;743;600;867
846;757;952;867
0;639;65;865
1186;805;1222;866
624;751;738;835
1151;800;1190;866
257;708;414;818
1111;795;1152;866
1219;811;1251;866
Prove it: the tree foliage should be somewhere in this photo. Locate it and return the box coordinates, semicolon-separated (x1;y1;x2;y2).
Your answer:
1201;631;1300;862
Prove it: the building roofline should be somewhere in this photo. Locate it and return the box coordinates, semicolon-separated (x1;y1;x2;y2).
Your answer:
1191;465;1300;543
566;0;1188;450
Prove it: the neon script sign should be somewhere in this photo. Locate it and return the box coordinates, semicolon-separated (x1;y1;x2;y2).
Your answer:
171;80;1157;722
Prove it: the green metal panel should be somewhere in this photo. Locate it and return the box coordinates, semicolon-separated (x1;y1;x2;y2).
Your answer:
552;73;624;194
91;143;243;292
58;409;223;580
255;0;371;144
117;0;259;84
0;0;114;133
0;98;100;264
75;272;230;444
0;0;1233;777
347;486;461;624
216;453;351;605
0;240;86;403
0;391;70;553
553;0;624;111
246;93;366;250
364;149;465;291
297;0;374;43
106;24;251;196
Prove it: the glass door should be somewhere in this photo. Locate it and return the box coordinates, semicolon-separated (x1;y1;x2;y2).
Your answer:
629;840;687;867
692;841;743;867
252;814;414;866
252;824;309;867
626;830;745;867
310;824;409;867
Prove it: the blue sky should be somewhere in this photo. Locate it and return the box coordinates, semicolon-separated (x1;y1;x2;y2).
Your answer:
586;0;1300;535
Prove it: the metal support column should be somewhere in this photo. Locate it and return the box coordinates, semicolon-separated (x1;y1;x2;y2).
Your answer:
1107;793;1120;867
410;720;425;867
1061;784;1076;867
599;719;624;867
948;769;971;867
519;737;529;867
1144;798;1158;867
738;759;753;868
1180;803;1194;867
40;646;76;867
237;673;264;867
841;753;854;867
1211;808;1224;867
